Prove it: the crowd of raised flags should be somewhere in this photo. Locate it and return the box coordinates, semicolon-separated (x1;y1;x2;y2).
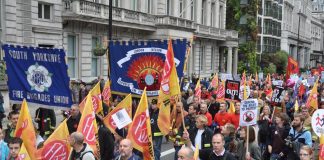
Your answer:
1;38;324;160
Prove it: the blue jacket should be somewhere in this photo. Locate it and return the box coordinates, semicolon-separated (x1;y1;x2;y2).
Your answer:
0;140;9;160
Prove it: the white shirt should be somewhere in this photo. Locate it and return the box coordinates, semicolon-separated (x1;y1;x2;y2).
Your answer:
195;129;204;150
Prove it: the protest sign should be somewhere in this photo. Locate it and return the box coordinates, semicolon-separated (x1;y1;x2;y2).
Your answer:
312;109;324;137
321;71;324;83
112;108;132;129
239;99;258;126
225;80;240;101
271;87;286;106
220;73;233;81
239;85;250;100
272;80;283;86
258;72;264;80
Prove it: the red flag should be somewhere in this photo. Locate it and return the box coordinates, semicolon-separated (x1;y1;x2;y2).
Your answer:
216;81;225;100
127;88;154;160
298;83;306;98
286;57;299;80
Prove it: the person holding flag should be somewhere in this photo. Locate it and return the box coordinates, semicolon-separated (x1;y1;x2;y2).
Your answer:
67;104;82;134
149;99;163;160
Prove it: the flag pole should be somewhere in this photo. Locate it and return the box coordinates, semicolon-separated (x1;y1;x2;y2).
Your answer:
246;126;250;155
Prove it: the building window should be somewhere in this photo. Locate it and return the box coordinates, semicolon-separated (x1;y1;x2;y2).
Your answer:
92;37;101;77
211;3;215;27
211;47;215;70
191;0;195;20
113;0;119;7
147;0;152;13
200;46;205;70
38;3;52;20
167;0;171;15
219;5;223;28
132;0;138;11
179;0;184;17
201;0;206;24
68;35;78;78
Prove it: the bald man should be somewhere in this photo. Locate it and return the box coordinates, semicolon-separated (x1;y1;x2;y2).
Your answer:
67;104;81;134
115;139;141;160
177;147;194;160
69;132;95;160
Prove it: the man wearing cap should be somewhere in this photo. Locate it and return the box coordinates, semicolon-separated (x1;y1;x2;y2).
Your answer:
149;99;163;160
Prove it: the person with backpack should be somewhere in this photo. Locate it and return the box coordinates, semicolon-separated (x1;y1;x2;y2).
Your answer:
286;113;312;160
69;132;96;160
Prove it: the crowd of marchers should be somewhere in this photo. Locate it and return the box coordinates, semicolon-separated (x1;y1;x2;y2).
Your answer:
0;69;324;160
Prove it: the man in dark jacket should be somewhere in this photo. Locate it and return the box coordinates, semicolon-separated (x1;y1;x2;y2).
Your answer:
96;115;114;160
149;99;162;160
184;133;236;160
35;107;56;139
67;104;81;134
188;115;213;150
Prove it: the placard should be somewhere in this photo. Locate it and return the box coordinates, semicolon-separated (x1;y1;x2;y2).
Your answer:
312;109;324;137
271;87;286;106
225;80;240;101
220;73;233;81
239;99;258;126
239;85;251;100
112;108;132;129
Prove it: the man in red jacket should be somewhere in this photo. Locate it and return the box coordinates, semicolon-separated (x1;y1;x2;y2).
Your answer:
214;102;231;130
198;102;213;127
230;101;240;128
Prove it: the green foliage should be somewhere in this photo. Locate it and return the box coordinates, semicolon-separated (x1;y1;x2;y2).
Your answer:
260;50;288;74
237;42;259;74
226;0;241;30
263;63;277;74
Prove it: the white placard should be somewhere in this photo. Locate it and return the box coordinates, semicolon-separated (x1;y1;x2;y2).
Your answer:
239;85;251;100
112;108;132;129
272;80;283;86
220;73;233;81
258;72;264;80
311;109;324;137
239;99;258;126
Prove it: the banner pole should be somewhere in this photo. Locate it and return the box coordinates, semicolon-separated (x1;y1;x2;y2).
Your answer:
246;126;249;155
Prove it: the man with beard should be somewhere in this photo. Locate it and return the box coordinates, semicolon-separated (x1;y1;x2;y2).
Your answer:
67;104;82;134
286;113;312;159
114;139;141;160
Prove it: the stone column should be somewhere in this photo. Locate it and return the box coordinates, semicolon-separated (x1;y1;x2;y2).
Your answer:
232;48;238;75
184;0;191;19
299;47;305;68
227;47;233;74
196;0;202;24
172;0;179;16
292;45;297;60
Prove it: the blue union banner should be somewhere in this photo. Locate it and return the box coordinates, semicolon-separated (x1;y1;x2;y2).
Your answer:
109;39;187;96
2;44;72;108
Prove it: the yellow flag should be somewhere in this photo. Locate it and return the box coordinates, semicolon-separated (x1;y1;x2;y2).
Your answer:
210;73;219;88
306;78;319;110
127;88;155;160
77;94;99;158
14;99;36;160
242;71;248;100
319;134;324;160
102;79;112;106
79;81;103;114
228;101;236;114
157;39;181;135
103;94;132;133
37;119;71;160
255;71;258;82
294;99;299;112
17;143;31;160
194;144;199;160
195;79;201;101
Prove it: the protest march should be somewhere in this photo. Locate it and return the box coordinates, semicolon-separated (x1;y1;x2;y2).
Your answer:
1;39;324;160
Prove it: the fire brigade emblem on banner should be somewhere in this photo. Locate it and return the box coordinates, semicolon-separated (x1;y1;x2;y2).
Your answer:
109;39;187;96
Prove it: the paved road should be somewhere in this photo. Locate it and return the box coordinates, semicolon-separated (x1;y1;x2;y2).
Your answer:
160;137;175;160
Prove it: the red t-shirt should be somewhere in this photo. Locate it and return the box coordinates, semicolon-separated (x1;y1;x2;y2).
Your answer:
230;113;240;129
214;112;231;127
199;112;213;126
